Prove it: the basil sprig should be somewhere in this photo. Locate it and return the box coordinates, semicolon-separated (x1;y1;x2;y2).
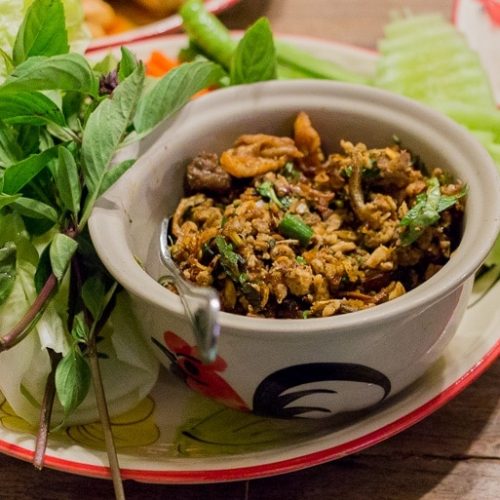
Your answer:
0;0;225;484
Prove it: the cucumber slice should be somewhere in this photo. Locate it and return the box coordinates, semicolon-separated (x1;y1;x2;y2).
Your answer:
382;14;446;39
375;15;497;110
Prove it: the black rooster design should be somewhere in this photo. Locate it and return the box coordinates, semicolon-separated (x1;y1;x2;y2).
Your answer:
252;362;391;418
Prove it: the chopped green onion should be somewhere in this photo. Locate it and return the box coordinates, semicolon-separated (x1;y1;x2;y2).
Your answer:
275;40;371;85
278;213;314;246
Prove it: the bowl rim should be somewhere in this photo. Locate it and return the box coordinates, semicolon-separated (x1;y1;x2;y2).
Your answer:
89;79;500;336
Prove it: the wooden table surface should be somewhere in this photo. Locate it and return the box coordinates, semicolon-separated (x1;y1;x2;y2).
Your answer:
1;1;499;498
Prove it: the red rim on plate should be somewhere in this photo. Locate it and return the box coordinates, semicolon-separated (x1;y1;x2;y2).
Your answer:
1;341;497;482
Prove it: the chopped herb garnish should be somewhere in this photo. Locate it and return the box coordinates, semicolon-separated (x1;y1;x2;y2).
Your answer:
240;281;261;307
400;177;466;245
283;161;300;181
280;196;293;208
214;235;244;281
296;255;307;265
342;164;379;180
278;213;314;246
256;181;283;208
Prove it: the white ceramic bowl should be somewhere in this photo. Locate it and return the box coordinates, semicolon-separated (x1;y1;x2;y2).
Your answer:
89;80;500;419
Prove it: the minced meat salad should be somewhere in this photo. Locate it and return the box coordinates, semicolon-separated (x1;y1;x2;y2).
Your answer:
166;112;466;318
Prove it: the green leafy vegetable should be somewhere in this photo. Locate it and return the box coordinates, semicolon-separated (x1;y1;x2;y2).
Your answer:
179;0;369;84
230;17;277;85
214;235;243;282
81;275;106;321
296;255;307;265
81;64;145;220
10;196;58;222
55;146;81;215
13;0;69;66
400;177;466;245
278;213;314;246
0;1;220;488
49;233;78;281
71;312;89;344
98;159;135;197
0;121;22;166
0;192;21;210
0;90;66;126
256;181;283;208
55;345;91;420
118;46;138;82
1;53;98;95
0;241;16;305
133;60;224;135
2;147;58;194
274;40;370;84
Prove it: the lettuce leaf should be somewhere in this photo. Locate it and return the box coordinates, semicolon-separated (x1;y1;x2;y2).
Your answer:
0;211;159;425
0;0;90;81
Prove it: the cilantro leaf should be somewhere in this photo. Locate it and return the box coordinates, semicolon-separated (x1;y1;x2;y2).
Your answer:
400;177;466;245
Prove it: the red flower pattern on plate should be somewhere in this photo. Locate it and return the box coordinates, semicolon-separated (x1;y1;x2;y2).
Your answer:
162;331;249;412
478;0;500;24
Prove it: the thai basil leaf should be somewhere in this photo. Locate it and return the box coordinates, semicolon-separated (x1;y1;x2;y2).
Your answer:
13;0;68;66
17;124;41;156
93;52;118;75
230;17;277;85
0;48;14;75
62;91;84;131
11;197;58;222
1;54;98;96
55;345;91;419
71;313;90;344
0;193;22;210
0;121;23;167
81;275;106;320
2;147;58;194
50;233;78;281
118;47;138;82
0;91;66;126
82;64;145;196
55;146;81;215
0;241;16;305
98;159;135;197
134;60;224;135
34;244;52;293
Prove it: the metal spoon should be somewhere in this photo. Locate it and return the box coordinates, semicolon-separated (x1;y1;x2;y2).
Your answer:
159;218;220;364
